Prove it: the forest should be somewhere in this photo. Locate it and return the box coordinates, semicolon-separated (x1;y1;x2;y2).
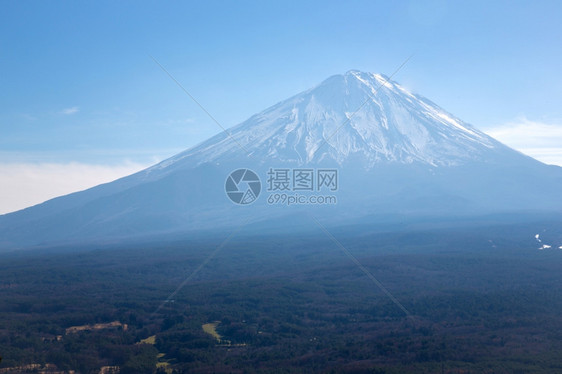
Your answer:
1;218;562;373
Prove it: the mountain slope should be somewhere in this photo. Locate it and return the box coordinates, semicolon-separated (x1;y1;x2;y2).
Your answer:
150;71;515;171
1;71;561;250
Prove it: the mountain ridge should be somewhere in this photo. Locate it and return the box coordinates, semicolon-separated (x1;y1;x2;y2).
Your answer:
146;70;517;174
1;70;561;250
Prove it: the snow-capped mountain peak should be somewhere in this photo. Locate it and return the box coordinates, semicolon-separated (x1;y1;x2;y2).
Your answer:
152;70;504;173
2;70;561;249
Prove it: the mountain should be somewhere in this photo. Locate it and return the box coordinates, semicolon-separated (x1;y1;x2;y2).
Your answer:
1;70;562;250
166;70;504;168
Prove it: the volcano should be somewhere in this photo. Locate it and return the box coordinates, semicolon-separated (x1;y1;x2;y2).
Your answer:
1;71;561;250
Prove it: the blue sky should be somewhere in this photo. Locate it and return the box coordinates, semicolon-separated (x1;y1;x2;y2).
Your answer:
1;0;562;213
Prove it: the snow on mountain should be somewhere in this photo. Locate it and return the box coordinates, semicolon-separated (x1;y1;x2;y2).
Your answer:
1;70;561;249
147;70;506;176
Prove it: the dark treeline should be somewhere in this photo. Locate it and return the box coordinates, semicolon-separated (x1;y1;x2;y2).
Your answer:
1;222;562;373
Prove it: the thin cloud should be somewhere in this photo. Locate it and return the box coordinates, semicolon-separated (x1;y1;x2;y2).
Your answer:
61;106;79;115
485;117;562;166
0;162;150;215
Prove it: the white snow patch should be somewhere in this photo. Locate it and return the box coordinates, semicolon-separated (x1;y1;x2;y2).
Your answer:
435;111;479;137
372;74;394;89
